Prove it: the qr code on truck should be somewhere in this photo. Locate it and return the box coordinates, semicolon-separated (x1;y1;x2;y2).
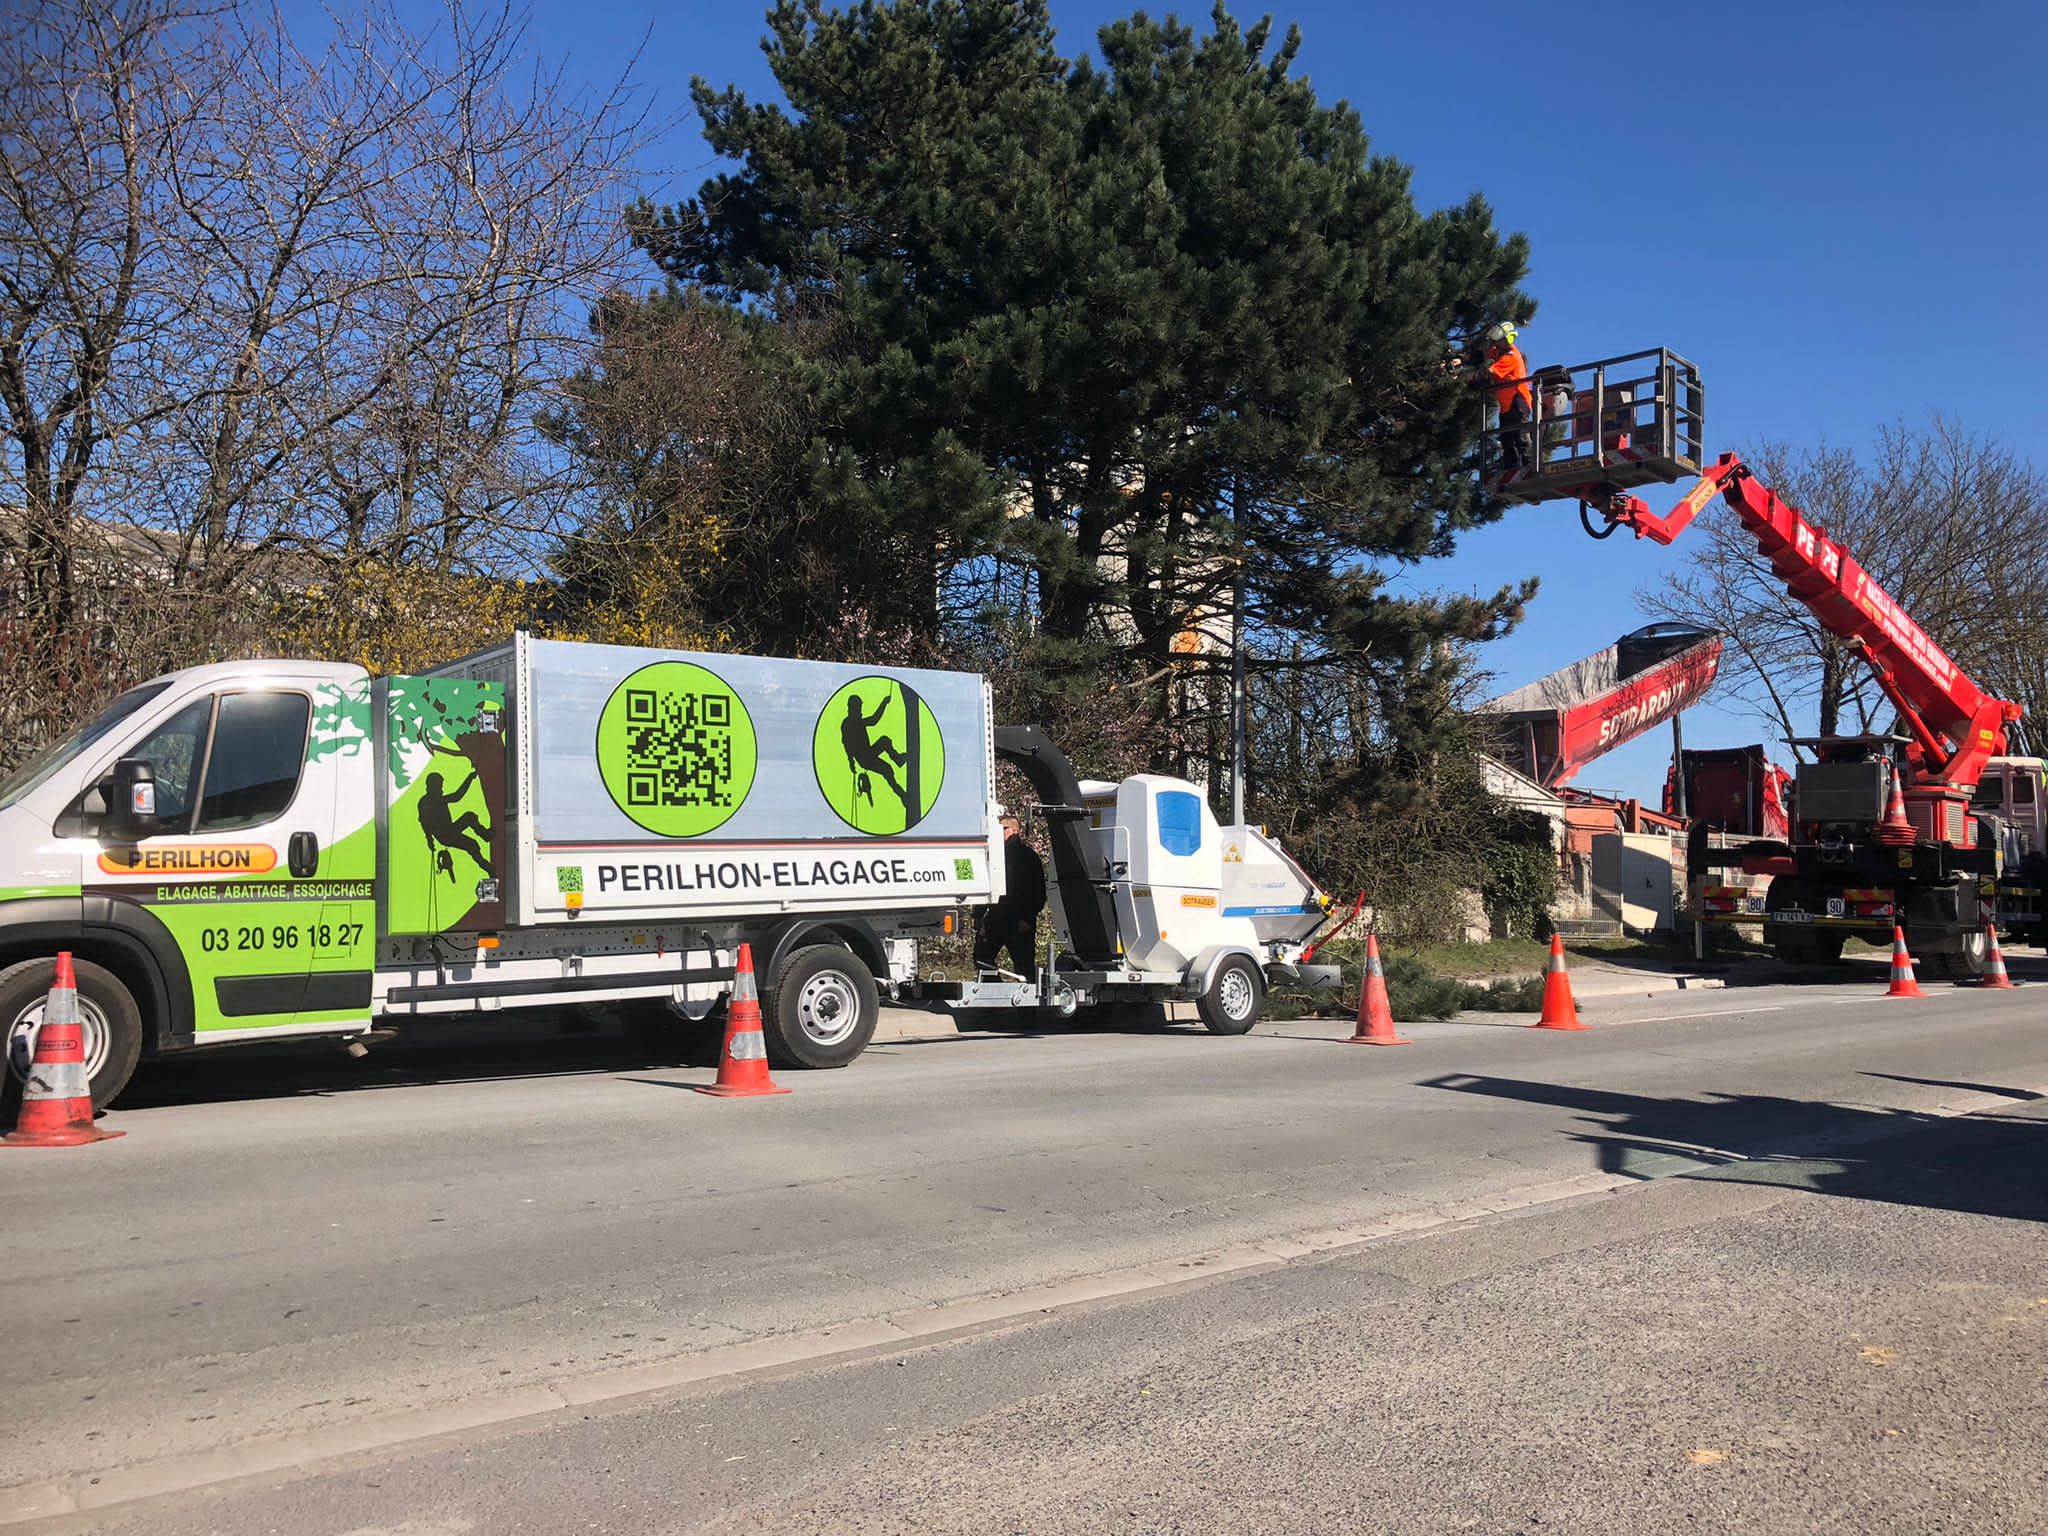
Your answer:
623;688;734;808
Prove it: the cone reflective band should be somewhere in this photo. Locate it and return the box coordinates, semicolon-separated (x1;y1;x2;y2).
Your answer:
1346;935;1410;1045
1885;926;1923;999
4;953;124;1148
1532;934;1586;1031
1980;922;2015;990
696;943;790;1097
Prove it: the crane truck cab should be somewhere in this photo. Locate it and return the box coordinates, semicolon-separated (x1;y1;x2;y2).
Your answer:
1975;755;2046;943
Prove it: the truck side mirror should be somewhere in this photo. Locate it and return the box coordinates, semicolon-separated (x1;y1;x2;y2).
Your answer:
103;758;161;842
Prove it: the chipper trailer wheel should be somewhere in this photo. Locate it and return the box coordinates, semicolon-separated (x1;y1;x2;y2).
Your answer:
1196;955;1265;1035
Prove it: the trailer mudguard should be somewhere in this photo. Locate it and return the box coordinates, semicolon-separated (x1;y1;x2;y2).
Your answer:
1187;943;1262;998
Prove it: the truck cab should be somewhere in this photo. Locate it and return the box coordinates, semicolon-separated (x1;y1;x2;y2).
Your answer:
1976;755;2046;942
0;660;377;1105
1975;756;2045;859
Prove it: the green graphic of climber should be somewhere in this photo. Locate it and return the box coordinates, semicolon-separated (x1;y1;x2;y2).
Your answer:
418;768;494;881
813;676;944;835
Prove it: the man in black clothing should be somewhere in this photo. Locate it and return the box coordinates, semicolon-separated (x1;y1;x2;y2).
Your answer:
974;812;1046;981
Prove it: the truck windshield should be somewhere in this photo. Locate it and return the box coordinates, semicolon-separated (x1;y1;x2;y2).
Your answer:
0;682;173;812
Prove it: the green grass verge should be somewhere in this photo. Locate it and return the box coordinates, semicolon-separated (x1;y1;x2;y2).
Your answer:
1327;930;1771;980
1267;951;1546;1022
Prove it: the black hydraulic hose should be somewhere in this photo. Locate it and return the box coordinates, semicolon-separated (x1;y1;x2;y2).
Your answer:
1579;500;1620;539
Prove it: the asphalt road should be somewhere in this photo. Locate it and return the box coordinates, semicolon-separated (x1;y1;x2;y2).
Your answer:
3;952;2044;1530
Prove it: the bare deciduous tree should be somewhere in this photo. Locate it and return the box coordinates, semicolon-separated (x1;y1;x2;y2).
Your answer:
1636;420;2048;757
1;0;652;763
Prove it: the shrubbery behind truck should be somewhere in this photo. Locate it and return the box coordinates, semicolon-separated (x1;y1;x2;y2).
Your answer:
0;634;1336;1106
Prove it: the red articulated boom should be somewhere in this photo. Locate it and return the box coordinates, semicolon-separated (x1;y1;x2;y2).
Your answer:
1475;350;2044;970
1605;453;2022;796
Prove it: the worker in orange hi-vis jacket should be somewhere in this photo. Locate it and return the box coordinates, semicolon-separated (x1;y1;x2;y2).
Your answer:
1480;321;1534;471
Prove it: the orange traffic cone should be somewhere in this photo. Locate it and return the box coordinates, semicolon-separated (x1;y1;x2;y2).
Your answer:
1531;934;1586;1031
695;944;790;1097
1876;777;1916;847
1884;926;1923;998
1346;935;1410;1046
1980;921;2016;990
3;954;123;1148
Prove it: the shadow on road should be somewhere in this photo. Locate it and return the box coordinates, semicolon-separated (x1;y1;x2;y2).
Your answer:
1861;1071;2045;1102
112;1008;1186;1110
1566;938;2048;992
1423;1072;2048;1224
1700;944;2048;990
114;1015;726;1110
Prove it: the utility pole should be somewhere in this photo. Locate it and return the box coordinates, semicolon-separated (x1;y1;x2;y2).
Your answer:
1230;480;1247;825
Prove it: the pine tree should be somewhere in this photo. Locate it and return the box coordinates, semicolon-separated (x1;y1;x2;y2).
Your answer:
625;0;1539;791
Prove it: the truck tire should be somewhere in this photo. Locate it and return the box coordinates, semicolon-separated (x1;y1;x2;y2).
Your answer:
760;943;878;1069
1;956;144;1112
1922;926;1987;981
1196;955;1265;1035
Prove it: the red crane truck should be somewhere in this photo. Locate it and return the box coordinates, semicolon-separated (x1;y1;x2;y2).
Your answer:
1481;348;2044;972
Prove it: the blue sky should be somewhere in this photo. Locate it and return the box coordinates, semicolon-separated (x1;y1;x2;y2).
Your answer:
468;0;2046;797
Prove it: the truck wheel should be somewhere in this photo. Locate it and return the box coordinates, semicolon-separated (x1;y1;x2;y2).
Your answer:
761;944;878;1069
1;957;144;1112
1196;956;1265;1035
1922;926;1987;981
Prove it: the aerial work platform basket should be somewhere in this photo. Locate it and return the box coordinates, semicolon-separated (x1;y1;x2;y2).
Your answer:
1481;347;1704;505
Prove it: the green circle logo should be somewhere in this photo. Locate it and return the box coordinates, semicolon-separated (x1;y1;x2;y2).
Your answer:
813;676;944;834
596;661;756;837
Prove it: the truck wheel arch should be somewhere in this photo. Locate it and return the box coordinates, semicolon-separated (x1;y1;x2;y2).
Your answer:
0;898;188;1054
758;916;889;985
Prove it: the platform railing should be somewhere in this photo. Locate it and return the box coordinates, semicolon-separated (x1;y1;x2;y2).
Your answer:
1479;347;1704;504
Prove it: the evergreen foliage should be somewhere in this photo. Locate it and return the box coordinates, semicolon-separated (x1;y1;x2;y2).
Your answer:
625;1;1534;653
568;0;1550;904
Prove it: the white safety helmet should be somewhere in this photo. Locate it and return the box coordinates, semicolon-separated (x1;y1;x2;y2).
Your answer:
1483;321;1517;350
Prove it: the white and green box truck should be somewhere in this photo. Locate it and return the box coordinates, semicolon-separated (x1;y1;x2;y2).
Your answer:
0;633;1337;1108
0;635;1003;1104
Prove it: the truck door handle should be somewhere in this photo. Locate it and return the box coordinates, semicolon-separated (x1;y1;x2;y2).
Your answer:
288;831;319;879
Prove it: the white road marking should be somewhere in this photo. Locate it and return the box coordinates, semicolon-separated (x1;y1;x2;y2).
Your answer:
1597;1004;1786;1026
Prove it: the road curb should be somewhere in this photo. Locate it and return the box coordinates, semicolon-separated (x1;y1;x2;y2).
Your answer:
1576;972;1727;999
871;1006;962;1043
